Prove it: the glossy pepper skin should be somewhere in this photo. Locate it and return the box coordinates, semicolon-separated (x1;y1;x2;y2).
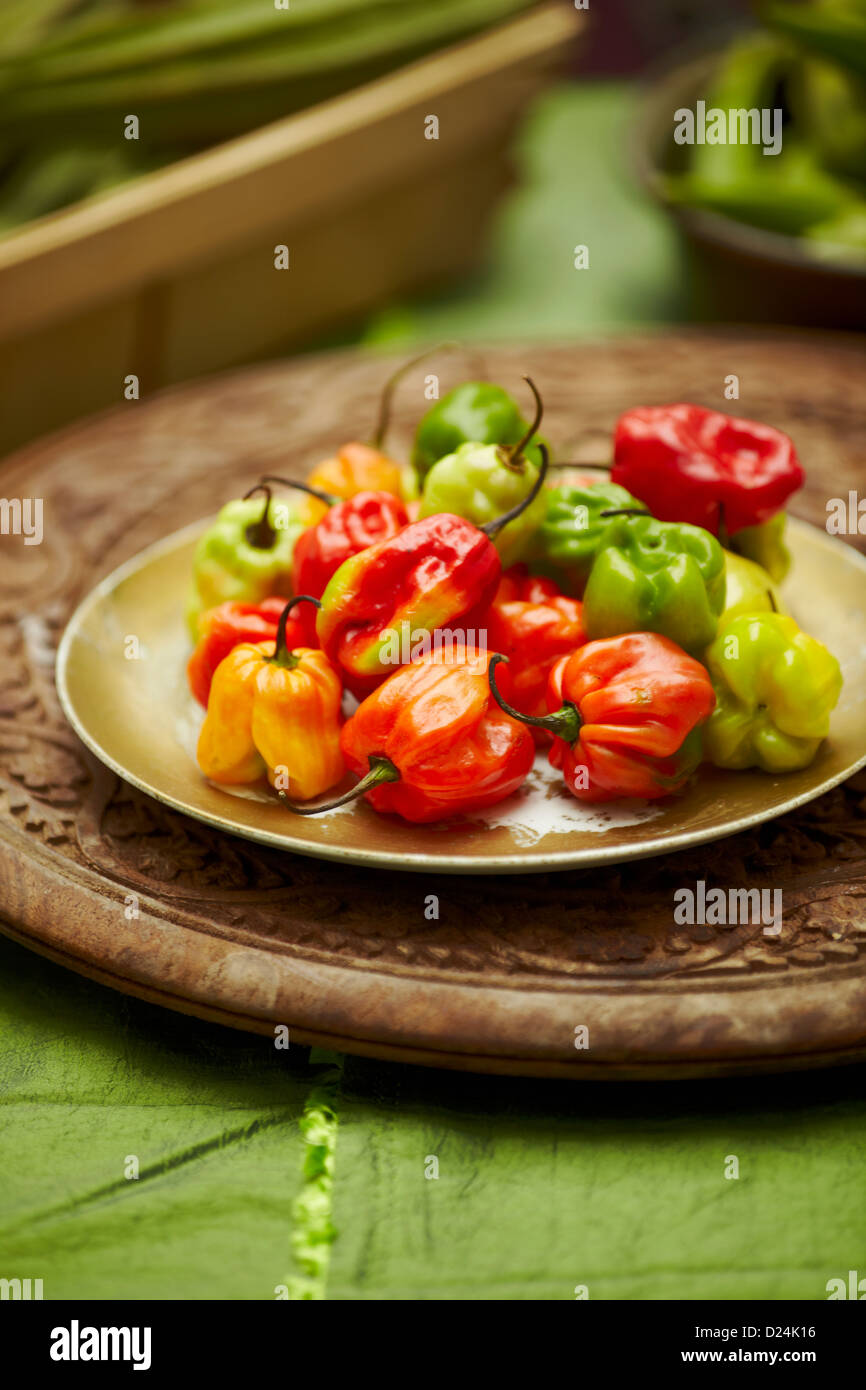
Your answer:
729;511;791;583
489;634;715;802
529;480;643;595
187;597;310;709
486;566;586;732
306;442;406;504
611;404;805;536
316;441;549;697
703;613;842;773
412;382;546;481
291;490;409;603
581;514;726;653
196;601;344;799
186;490;302;637
417;442;548;568
334;647;535;824
721;550;786;621
316;513;501;698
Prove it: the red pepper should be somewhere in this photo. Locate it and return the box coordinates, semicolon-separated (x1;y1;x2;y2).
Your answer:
486;565;587;736
281;646;534;824
611;404;804;536
291;490;409;601
187;597;310;708
316;434;549;699
488;632;715;802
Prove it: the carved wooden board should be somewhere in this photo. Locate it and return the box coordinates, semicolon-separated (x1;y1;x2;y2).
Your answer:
2;335;866;1078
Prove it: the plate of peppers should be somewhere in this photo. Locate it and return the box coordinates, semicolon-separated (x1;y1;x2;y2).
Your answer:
57;359;866;875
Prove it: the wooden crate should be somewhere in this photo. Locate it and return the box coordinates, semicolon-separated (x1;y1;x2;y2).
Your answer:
0;3;582;455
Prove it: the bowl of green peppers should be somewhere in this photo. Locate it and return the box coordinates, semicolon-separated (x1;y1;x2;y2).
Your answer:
636;4;866;328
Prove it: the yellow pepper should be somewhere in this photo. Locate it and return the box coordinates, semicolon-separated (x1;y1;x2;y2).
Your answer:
196;598;344;800
722;550;786;620
704;612;843;773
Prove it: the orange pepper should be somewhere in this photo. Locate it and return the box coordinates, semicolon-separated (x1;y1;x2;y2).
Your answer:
196;598;344;800
306;442;404;502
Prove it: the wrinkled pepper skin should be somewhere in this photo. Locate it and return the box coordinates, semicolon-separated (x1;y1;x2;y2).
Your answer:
722;550;786;621
417;442;547;567
291;491;409;603
186;496;302;637
729;511;791;583
316;514;501;697
581;515;726;652
486;566;586;731
187;597;309;708
544;634;715;801
197;641;344;799
341;647;535;823
306;442;405;502
529;481;643;595
611;404;805;536
703;613;842;772
412;382;546;480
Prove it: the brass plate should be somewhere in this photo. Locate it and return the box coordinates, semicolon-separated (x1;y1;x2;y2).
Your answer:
56;515;866;875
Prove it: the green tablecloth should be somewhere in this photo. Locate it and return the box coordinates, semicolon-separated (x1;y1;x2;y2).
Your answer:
3;84;865;1302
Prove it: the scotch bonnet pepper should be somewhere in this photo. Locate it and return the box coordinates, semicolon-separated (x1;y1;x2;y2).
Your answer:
282;646;535;824
187;596;310;709
315;445;550;696
529;479;644;595
417;379;548;567
610;403;805;536
186;483;303;637
486;566;586;732
703;613;842;772
413;379;546;481
581;513;726;652
196;598;344;800
488;633;715;802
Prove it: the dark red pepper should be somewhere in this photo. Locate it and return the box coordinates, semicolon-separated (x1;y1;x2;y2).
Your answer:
611;404;804;536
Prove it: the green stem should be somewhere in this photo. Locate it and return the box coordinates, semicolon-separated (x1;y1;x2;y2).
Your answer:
242;483;276;549
487;654;582;742
279;755;400;814
598;506;652;519
507;375;544;464
717;502;730;551
371;342;458;449
270;595;321;669
481;442;550;540
259;475;338;507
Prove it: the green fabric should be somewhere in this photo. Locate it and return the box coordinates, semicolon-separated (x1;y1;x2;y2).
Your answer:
3;82;863;1302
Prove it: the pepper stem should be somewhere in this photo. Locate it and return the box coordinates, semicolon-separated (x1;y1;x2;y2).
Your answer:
259;475;338;507
270;595;321;669
279;755;400;815
717;502;729;550
548;461;612;472
481;443;550;540
507;375;544;465
372;342;458;449
487;654;582;742
242;483;276;549
766;588;778;614
598;506;652;519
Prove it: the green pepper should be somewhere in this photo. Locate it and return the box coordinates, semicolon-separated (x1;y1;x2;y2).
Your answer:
186;485;303;638
412;380;546;481
704;613;843;772
529;481;644;595
722;550;787;619
416;441;547;568
582;515;726;652
729;511;791;583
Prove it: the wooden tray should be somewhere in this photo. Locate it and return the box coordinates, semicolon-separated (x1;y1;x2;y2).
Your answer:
2;334;866;1078
0;2;580;456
